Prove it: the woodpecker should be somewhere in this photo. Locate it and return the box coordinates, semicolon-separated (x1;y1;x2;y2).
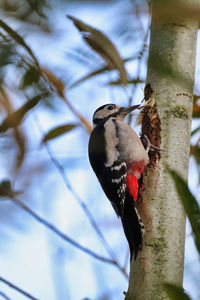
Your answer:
88;104;149;259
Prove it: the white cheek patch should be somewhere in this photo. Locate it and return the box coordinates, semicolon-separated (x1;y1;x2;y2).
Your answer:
104;119;119;167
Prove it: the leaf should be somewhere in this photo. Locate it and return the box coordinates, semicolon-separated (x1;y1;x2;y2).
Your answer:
163;283;191;300
0;92;49;132
69;65;108;89
69;55;138;89
68;15;127;85
170;169;200;254
13;127;26;170
41;67;65;97
42;123;78;143
0;43;14;68
193;95;200;118
0;180;13;197
0;19;39;68
191;126;200;136
21;65;41;89
0;180;21;198
107;78;145;86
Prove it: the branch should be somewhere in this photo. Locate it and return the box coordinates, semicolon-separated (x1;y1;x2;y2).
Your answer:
41;145;128;278
44;142;117;260
40;67;92;133
0;276;38;300
34;115;128;278
0;291;11;300
9;196;117;266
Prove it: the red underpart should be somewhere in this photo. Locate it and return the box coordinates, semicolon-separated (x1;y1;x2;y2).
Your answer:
126;160;146;202
126;173;138;202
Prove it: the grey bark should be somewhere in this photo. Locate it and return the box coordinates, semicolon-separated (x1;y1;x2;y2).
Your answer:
126;1;199;299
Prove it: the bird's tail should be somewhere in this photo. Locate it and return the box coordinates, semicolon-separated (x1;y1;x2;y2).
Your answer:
121;192;144;260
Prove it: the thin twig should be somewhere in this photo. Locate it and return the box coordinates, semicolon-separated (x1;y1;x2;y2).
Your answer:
40;67;92;133
44;143;128;278
34;116;128;277
10;196;117;266
45;143;118;260
0;277;38;300
0;291;11;300
45;147;128;278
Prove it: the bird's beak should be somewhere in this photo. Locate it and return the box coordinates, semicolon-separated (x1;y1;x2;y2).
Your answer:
119;104;140;119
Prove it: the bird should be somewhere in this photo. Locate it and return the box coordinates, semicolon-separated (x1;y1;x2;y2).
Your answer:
88;103;149;259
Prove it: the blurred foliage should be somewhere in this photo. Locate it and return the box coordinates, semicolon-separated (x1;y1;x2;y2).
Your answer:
164;170;200;300
42;123;79;143
193;95;200;119
68;15;128;85
0;0;50;31
163;283;191;300
170;170;200;254
0;92;49;132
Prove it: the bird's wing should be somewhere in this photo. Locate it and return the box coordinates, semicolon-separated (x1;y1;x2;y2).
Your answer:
98;159;127;217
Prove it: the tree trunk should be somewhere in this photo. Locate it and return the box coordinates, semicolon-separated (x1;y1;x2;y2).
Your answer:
126;1;199;299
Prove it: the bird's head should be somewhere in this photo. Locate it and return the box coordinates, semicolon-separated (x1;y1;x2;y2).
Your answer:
92;103;140;126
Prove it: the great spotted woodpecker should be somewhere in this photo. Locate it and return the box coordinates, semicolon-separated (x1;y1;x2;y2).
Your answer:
88;104;149;259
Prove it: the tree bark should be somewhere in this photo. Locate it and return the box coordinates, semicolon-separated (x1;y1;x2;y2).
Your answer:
126;1;199;299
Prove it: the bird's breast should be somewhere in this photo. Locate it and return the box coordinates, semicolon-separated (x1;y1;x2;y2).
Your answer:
116;121;149;164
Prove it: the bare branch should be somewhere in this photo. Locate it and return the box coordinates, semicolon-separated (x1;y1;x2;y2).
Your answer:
0;276;38;300
0;291;11;300
34;115;128;278
9;196;118;266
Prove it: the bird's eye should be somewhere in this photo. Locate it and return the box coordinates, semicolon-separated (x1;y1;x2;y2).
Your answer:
107;105;115;110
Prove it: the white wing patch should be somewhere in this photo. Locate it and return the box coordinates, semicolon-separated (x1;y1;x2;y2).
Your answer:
111;162;126;171
104;119;119;167
135;207;145;235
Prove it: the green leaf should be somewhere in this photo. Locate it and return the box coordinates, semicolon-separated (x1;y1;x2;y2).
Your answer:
191;126;200;136
163;283;191;300
170;169;200;254
192;145;200;166
0;92;49;132
21;66;41;89
42;123;78;143
68;15;127;85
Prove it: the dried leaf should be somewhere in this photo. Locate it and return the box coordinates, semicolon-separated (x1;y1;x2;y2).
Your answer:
193;95;200;118
13;127;26;169
0;92;48;132
41;67;65;97
68;15;127;85
191;145;200;165
107;78;145;86
42;123;78;143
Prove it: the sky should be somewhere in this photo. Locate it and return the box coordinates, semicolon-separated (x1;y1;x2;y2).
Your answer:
0;1;199;300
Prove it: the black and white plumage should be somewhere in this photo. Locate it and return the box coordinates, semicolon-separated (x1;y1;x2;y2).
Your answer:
88;104;149;259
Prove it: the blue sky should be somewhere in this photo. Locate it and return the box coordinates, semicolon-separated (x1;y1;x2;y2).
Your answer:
0;1;199;299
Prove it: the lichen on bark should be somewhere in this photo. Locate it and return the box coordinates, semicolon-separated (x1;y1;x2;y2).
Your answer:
125;1;199;299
